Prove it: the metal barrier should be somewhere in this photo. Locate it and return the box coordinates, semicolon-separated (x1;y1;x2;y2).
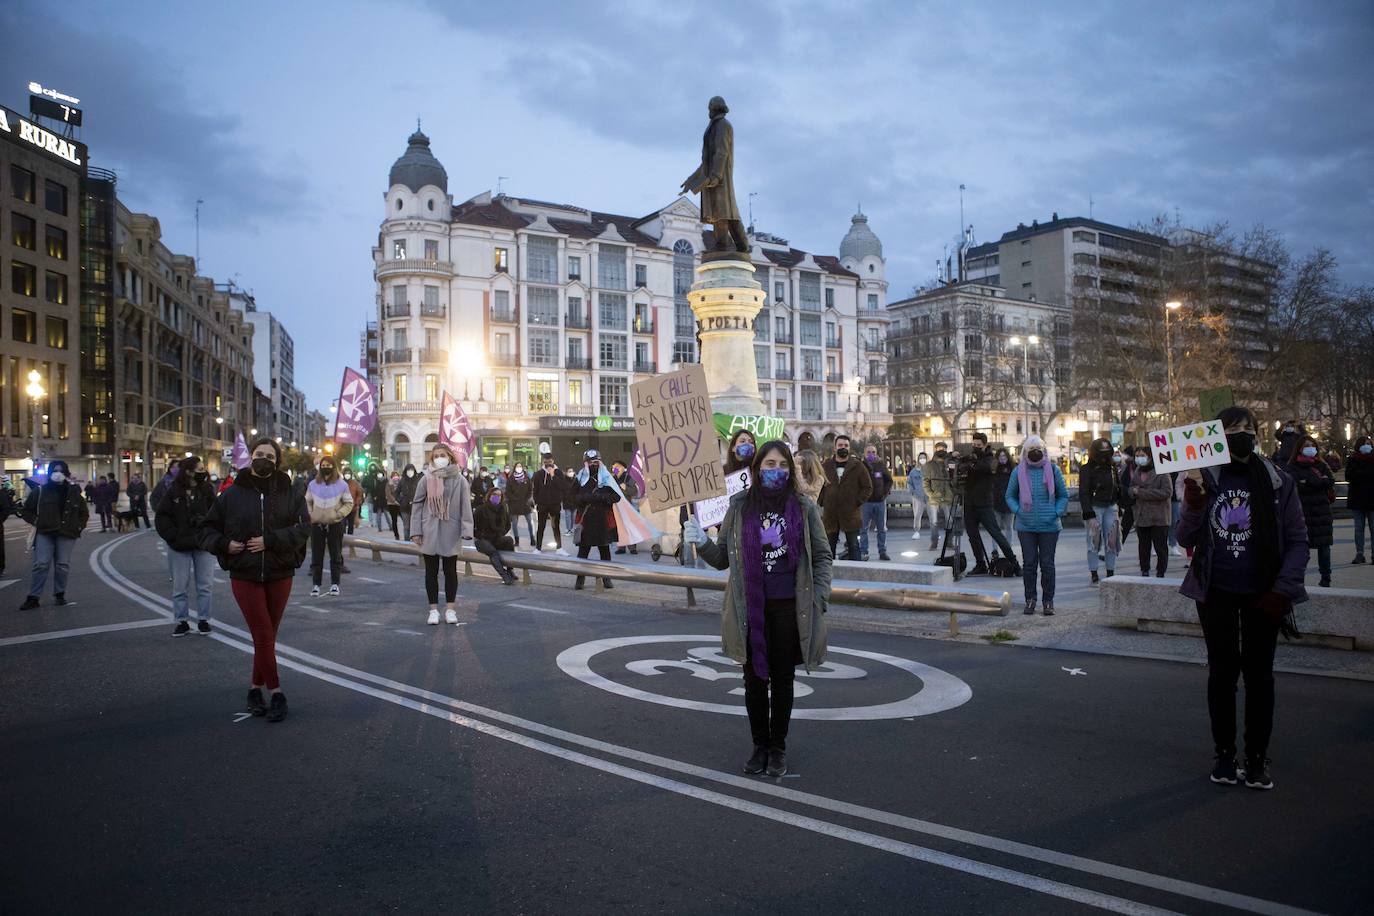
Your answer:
344;535;1010;635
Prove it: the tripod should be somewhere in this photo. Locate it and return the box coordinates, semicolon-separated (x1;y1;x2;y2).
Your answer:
935;490;968;581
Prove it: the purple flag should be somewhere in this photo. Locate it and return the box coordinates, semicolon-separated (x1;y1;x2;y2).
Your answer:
333;367;377;445
629;447;647;496
232;432;251;470
439;391;473;468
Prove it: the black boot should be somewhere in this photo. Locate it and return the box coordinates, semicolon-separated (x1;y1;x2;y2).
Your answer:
766;748;787;777
743;745;768;775
266;692;288;723
574;577;586;590
247;688;268;717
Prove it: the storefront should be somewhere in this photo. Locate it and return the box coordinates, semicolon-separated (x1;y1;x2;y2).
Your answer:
533;415;638;468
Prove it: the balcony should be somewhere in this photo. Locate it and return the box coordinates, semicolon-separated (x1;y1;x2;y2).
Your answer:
775;368;795;380
528;311;559;328
826;372;844;384
825;336;840;349
633;360;658;374
565;356;592;371
384;347;412;364
420;303;446;318
632;316;655;335
418;347;448;365
491;305;519;324
386;302;411;318
379;399;440;418
157;349;182;369
565;312;590;329
801;409;823;421
865;371;887;386
375;258;453;280
864;341;886;353
489;352;518;367
801;368;823;382
566;404;593;415
599;358;628;371
599;317;628;332
774;332;794;345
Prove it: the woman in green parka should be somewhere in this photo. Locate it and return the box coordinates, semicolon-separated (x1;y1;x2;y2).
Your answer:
683;439;832;778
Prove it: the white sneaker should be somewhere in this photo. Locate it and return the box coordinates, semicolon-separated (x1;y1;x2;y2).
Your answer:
1170;546;1184;557
911;531;919;539
329;584;340;597
556;548;569;557
445;608;458;624
310;585;321;597
427;608;440;625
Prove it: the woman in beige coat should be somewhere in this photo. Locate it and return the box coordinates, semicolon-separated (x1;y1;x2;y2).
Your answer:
410;443;474;625
684;440;832;779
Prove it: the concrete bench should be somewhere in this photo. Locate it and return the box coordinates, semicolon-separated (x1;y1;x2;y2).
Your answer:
833;558;953;586
1099;575;1374;650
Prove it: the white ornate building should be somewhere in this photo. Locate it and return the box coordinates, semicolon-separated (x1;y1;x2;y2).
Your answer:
372;129;890;471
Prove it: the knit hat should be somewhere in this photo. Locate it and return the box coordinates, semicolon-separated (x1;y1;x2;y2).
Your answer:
1022;435;1045;453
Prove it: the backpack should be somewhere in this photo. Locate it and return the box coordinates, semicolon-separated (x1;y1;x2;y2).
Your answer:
934;551;967;574
989;553;1020;577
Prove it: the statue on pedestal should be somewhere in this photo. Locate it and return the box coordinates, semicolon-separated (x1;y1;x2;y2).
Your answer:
681;96;750;257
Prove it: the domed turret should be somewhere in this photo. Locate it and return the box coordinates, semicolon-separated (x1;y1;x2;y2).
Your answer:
840;211;883;262
389;128;448;193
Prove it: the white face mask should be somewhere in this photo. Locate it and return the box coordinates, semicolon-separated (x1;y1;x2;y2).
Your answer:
50;472;67;484
432;456;450;469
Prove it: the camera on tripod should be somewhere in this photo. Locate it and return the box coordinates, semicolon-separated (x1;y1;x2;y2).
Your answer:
945;444;976;493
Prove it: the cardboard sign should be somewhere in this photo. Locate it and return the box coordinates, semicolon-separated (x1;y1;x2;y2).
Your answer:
693;467;751;528
631;365;725;512
1197;386;1235;423
1148;421;1229;473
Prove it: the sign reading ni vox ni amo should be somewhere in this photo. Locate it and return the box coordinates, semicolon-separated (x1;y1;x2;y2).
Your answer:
1148;421;1229;473
631;365;726;512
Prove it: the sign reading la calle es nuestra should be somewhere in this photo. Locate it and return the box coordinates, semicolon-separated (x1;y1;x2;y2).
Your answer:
0;105;84;168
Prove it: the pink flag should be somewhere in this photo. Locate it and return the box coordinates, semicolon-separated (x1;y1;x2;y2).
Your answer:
439;391;473;468
333;367;377;445
232;432;251;470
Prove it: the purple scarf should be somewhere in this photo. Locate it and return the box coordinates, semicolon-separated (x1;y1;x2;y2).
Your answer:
1017;456;1055;511
739;492;803;680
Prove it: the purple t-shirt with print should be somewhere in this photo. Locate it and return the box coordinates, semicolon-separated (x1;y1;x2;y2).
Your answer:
1208;464;1259;593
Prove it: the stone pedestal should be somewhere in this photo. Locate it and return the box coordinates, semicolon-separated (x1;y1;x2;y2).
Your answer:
687;258;765;417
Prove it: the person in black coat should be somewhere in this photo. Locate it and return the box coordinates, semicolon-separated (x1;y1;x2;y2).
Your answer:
396;464;420;540
0;479;18;579
155;455;219;636
1078;437;1121;583
1285;434;1335;587
1347;435;1374;564
573;449;620;591
199;437;309;722
531;455;568;553
17;460;89;608
963;432;1018;575
473;488;517;585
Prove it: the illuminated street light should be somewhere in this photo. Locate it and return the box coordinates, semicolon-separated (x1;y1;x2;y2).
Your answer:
25;370;45;469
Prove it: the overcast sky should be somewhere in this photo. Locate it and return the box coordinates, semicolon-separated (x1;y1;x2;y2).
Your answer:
4;0;1371;413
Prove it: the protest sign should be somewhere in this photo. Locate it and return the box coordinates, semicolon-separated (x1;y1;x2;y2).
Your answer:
631;365;725;512
1197;386;1234;423
712;413;785;443
693;467;751;528
1148;420;1229;473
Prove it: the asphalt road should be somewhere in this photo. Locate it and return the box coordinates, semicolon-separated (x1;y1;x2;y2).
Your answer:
2;527;1372;915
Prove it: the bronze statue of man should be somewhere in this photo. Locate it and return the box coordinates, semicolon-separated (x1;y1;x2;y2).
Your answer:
681;96;750;256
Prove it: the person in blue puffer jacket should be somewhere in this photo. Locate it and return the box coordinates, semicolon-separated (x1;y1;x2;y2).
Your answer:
1005;435;1069;616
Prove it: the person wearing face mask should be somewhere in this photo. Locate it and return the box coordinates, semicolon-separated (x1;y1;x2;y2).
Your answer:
367;465;388;532
858;444;893;561
572;449;621;590
199;437;310;723
155;456;219;635
1079;438;1122;584
992;448;1015;538
532;455;569;555
1271;422;1303;465
725;430;756;474
820;435;872;561
1005;436;1068;615
409;443;474;624
1346;435;1374;564
962;432;1019;576
1117;446;1138;546
1285;435;1335;588
342;466;363;535
684;440;832;779
610;462;640;555
906;453;928;541
395;464;421;541
505;462;536;550
1177;406;1309;790
560;467;579;536
921;445;953;551
1128;449;1173;578
17;460;89;609
385;471;403;540
473;487;518;585
471;466;495;502
305;457;353;598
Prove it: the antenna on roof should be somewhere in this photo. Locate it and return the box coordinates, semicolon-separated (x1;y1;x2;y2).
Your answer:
747;192;758;233
1089;191;1094;219
959;184;966;246
497;176;509;196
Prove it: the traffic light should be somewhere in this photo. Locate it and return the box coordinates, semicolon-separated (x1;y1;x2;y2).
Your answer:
354;454;366;469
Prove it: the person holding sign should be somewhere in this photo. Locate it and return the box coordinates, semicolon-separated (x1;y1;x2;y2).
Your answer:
1284;434;1336;588
572;449;621;591
683;440;832;779
1175;407;1309;790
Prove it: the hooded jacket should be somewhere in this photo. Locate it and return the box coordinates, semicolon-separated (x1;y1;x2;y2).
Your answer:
155;479;217;552
198;469;310;581
863;457;893;503
474;498;512;543
22;479;89;539
396;465;420;513
532;465;566;508
1286;457;1335;548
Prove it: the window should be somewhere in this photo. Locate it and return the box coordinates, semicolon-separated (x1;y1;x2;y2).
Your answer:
494;377;511;404
799;315;821;347
528;329;558;366
424;239;439;260
672;340;697;364
598;293;627;330
754;345;769;378
494;332;512;357
827;391;837;412
41;314;67;348
599;376;628;415
568;378;585;406
527;286;558;325
11;261;36;297
527;236;558;283
801;350;822;381
394;374;408;401
568;255;582;281
634;264;647;287
12;213;36;249
799;272;821;311
867;293;878;311
774;280;785;302
597;244;627;289
392;238;406;259
427;198;435;212
11;308;36;343
494;247;509;271
391;327;407;349
529;380;556;413
825;287;834;308
634;340;651;370
424;374;439;401
11;165;35;202
423;285;439;307
493;289;511;319
869;394;880;414
825;321;837;346
424;328;438;351
775;386;791;412
392;285;406;308
1072;230;1096;244
599;334;627;370
755;268;768;297
801;386;822;419
46;225;67;260
567;295;584;322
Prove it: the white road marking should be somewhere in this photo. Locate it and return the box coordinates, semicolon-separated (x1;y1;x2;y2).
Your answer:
297;605;331;613
0;579;20;590
1062;667;1087;676
0;618;167;646
362;621;383;626
90;536;1321;916
233;712;253;723
393;628;426;636
356;576;387;584
506;602;570;615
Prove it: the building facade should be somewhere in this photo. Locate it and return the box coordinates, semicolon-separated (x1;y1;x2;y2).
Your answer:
240;293;304;446
0;102;85;479
113;201;256;478
372;129;890;471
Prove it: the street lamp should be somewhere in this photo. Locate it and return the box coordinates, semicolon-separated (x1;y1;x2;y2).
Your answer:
1164;301;1182;425
250;428;258;436
1008;335;1039;439
25;369;45;471
143;401;235;480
